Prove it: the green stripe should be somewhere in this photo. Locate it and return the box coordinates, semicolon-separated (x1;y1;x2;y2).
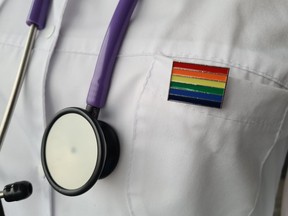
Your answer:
170;82;225;95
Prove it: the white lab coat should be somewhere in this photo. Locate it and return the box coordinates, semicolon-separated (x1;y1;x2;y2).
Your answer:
0;0;288;215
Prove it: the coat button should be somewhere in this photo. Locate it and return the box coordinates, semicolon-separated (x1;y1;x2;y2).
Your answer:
43;25;55;39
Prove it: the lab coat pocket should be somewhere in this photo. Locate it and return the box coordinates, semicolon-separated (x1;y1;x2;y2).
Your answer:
127;56;288;216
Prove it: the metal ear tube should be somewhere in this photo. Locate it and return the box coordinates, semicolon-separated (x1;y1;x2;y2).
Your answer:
0;0;51;150
0;1;50;214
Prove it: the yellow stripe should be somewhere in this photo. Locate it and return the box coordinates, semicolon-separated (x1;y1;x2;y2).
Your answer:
171;75;226;89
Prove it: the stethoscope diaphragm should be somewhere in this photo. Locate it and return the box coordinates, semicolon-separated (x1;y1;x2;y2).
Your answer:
41;107;119;196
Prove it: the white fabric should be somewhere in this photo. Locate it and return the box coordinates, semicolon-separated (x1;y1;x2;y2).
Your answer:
282;177;288;215
0;0;288;215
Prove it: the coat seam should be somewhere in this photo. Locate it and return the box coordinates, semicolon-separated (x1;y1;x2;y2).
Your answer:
248;105;288;216
126;57;156;216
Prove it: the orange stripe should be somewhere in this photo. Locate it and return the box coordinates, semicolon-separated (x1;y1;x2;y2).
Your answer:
172;68;227;82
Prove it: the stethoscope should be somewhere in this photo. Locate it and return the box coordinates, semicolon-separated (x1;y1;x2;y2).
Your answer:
0;0;138;196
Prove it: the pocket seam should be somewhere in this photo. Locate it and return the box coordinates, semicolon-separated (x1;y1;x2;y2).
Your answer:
247;106;288;216
165;102;280;129
127;58;156;216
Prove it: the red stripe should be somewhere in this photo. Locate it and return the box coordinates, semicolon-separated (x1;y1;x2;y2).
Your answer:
173;62;229;75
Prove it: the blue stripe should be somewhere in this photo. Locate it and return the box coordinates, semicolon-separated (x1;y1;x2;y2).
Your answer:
169;88;223;102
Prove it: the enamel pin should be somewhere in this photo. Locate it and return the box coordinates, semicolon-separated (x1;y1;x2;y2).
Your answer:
168;62;229;108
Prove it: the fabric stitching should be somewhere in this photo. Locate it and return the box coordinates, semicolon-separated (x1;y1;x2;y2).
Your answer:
40;0;70;215
0;41;24;48
158;53;288;90
0;39;287;89
2;37;281;128
126;58;156;216
125;56;286;216
247;105;288;216
175;107;279;129
42;0;70;127
163;96;280;129
39;47;285;128
48;50;288;90
0;35;280;127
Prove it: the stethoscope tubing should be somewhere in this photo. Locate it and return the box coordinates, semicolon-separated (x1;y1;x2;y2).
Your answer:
0;0;51;150
87;0;138;109
0;0;137;149
0;0;138;196
41;0;138;196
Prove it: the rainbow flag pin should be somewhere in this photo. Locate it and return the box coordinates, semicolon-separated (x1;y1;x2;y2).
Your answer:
168;62;229;108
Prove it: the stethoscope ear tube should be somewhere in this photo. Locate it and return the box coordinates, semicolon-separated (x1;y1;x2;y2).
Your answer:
26;0;51;30
0;0;51;150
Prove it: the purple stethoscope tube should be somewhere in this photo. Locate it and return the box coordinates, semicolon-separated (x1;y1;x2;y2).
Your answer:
0;0;138;197
27;0;138;111
87;0;138;109
40;0;138;196
27;0;138;108
0;0;137;150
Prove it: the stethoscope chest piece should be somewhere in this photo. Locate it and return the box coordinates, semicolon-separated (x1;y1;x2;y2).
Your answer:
41;0;137;196
41;107;119;196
